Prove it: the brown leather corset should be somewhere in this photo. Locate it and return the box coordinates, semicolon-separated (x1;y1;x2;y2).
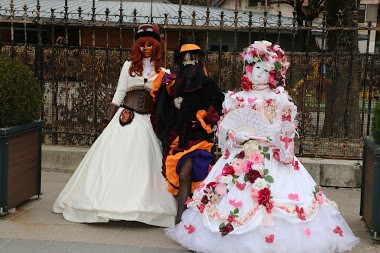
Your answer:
123;89;153;114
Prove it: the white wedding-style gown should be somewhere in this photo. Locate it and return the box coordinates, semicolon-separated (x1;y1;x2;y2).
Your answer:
166;87;359;252
52;60;177;227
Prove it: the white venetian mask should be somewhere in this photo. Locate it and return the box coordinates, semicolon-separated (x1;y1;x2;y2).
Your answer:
251;61;273;85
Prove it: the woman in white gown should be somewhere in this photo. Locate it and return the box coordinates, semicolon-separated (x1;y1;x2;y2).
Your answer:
52;24;176;227
165;40;360;251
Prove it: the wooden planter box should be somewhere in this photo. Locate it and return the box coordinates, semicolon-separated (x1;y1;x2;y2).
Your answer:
360;136;380;241
0;120;43;215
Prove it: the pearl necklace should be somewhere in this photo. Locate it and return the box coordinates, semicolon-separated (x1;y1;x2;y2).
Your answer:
252;84;269;91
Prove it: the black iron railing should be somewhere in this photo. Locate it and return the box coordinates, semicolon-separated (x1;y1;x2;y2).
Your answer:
1;0;379;159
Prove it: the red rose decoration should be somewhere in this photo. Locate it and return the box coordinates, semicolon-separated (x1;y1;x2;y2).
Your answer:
222;165;235;176
219;223;234;236
237;150;245;159
258;188;271;205
272;148;280;161
241;76;253;91
206;182;217;189
246;169;262;183
227;214;236;223
201;195;209;205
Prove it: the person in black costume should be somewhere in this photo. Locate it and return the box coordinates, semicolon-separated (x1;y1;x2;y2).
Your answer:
153;37;224;224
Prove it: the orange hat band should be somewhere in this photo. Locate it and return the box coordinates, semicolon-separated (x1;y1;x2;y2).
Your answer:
180;44;201;53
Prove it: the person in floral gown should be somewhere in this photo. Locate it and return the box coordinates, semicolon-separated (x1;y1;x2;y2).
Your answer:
165;40;359;252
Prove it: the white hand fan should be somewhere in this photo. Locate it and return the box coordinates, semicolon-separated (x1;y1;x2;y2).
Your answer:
218;107;273;148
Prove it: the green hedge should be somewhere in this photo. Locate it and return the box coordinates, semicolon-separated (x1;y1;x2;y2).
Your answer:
0;54;42;128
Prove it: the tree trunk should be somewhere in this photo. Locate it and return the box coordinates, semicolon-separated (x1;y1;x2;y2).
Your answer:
321;0;361;138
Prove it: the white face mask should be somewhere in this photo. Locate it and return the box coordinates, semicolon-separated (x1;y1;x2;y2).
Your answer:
182;52;198;66
251;61;273;85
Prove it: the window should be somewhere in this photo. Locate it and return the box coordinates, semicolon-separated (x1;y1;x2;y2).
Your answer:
358;4;366;23
248;0;260;7
209;45;228;52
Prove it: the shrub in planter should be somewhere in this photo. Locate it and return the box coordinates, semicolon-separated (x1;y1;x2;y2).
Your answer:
0;53;42;127
0;53;43;215
361;100;380;240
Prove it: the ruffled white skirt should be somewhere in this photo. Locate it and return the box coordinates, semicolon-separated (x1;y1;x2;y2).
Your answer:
52;108;177;227
165;147;359;252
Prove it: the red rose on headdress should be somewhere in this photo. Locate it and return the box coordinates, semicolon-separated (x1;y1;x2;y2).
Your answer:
241;75;253;91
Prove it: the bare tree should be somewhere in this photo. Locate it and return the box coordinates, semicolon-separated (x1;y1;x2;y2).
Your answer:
320;0;361;138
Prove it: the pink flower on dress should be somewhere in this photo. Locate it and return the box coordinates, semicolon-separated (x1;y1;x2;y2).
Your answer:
272;148;280;161
265;234;274;243
236;96;245;102
248;97;257;104
265;98;274;106
215;183;227;196
233;159;247;175
229;198;243;208
184;224;195;234
316;192;324;204
288;193;299;201
236;181;246;190
295;205;306;221
227;214;236;223
197;204;205;213
227;131;235;141
292;159;300;171
243;161;253;174
223;148;230;159
333;226;344;237
251;189;259;202
249;152;264;164
185;197;193;205
316;185;324;203
304;228;312;236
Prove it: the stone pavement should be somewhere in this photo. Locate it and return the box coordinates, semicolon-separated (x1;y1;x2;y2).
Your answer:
0;171;379;253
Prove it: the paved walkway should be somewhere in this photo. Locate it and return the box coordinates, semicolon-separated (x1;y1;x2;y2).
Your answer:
0;171;379;253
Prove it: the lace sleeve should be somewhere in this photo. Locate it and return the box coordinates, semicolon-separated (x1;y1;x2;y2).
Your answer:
272;91;297;164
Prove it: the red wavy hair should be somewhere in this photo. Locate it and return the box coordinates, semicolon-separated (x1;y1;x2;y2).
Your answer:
129;36;162;77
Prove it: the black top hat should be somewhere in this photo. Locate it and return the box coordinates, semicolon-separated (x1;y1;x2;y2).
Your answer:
134;24;161;42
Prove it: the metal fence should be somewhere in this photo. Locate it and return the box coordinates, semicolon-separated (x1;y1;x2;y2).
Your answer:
1;0;379;159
